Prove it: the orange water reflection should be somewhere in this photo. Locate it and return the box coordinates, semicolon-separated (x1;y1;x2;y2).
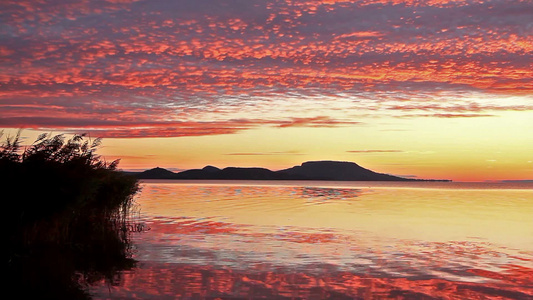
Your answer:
93;263;533;299
91;181;533;299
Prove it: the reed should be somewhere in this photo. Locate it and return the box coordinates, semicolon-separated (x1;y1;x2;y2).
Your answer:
1;131;141;299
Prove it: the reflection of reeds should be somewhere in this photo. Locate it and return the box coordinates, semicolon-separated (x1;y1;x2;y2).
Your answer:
1;132;141;299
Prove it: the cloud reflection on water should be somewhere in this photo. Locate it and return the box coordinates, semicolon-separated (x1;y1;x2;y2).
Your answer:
91;182;533;298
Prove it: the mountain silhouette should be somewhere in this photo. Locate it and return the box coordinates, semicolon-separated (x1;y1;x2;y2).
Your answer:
137;167;176;179
175;167;284;180
278;161;409;181
175;165;221;179
135;160;449;181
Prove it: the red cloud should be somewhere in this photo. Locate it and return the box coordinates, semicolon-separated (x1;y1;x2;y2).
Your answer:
0;116;361;138
276;116;361;128
1;0;532;137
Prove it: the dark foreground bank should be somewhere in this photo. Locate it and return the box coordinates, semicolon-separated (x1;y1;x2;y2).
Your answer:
1;132;140;299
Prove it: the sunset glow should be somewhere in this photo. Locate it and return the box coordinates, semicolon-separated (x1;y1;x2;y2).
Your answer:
1;0;532;181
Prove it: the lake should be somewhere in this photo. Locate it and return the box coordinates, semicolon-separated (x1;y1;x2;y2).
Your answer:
90;180;533;299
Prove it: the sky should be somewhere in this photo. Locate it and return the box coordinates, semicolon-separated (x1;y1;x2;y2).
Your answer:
0;0;532;181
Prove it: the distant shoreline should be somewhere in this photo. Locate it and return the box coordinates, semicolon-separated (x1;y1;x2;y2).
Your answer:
136;177;452;182
127;160;452;182
136;179;533;190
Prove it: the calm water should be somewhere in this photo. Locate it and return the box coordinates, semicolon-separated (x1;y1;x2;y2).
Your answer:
91;180;533;299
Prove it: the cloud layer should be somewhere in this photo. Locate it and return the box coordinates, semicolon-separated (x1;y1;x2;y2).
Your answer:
1;0;532;137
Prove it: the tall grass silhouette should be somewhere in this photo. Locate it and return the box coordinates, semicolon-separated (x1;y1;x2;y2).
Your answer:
1;131;141;299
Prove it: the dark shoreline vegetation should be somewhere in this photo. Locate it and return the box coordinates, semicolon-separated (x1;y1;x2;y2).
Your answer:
1;131;141;299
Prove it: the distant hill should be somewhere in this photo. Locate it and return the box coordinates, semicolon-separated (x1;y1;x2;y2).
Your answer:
176;167;288;180
278;161;411;181
174;166;285;180
135;160;450;181
174;165;221;179
136;167;176;179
